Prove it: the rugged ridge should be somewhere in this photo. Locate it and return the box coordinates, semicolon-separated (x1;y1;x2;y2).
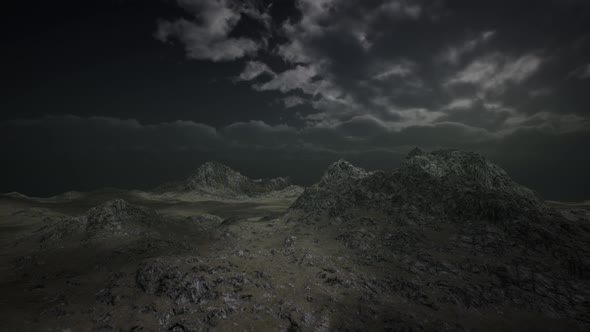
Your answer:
290;148;545;223
155;161;297;198
287;148;590;328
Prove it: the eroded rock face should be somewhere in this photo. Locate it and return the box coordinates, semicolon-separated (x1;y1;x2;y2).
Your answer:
319;159;373;186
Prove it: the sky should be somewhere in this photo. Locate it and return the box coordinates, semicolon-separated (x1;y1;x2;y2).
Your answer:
1;0;590;200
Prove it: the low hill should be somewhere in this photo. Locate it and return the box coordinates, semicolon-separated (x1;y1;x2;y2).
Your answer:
155;161;302;199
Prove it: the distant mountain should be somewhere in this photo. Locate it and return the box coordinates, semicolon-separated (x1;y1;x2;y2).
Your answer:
319;159;373;185
155;161;299;198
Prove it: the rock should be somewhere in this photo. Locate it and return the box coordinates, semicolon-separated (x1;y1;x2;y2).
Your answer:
287;148;590;329
290;149;545;226
283;236;297;248
406;147;424;159
83;199;159;239
154;161;301;198
135;260;215;305
184;214;223;231
17;199;162;248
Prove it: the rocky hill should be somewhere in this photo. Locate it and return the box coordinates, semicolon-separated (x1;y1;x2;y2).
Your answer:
155;161;301;199
291;148;545;223
288;148;590;328
21;199;161;247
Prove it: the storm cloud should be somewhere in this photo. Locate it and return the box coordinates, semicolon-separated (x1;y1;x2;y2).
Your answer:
1;0;589;200
2;114;589;200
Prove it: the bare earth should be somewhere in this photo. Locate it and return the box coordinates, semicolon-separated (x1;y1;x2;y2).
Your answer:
0;189;589;331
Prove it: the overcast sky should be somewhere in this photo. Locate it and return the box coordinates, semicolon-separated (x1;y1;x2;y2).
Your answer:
2;0;590;200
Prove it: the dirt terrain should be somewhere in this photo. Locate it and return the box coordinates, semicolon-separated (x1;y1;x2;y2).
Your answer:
0;192;303;331
1;150;589;331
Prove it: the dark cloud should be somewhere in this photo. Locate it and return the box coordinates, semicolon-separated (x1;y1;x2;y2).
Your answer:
230;0;590;136
1;0;589;201
156;0;271;61
223;120;299;148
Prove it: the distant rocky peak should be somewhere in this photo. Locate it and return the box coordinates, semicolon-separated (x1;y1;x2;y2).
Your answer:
406;147;424;159
195;161;243;177
321;159;371;184
328;159;356;171
401;149;514;189
186;162;247;186
154;160;300;197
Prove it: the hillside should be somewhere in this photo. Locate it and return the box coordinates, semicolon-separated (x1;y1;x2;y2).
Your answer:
155;161;302;199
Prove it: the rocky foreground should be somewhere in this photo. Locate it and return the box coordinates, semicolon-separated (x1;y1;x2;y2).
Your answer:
288;148;590;329
1;149;589;331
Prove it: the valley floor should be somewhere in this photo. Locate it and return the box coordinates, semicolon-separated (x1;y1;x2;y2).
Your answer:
0;192;589;331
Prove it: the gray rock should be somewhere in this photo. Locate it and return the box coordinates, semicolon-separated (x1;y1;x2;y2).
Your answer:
288;149;590;328
155;161;299;198
135;260;216;305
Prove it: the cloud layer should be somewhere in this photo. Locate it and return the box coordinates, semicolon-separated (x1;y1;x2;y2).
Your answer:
2;114;589;200
3;0;590;201
156;0;269;61
154;0;590;139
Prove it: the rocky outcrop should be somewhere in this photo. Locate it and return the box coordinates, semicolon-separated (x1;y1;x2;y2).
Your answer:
136;259;216;305
27;199;160;246
290;148;545;224
319;159;373;185
287;148;590;328
156;161;299;198
83;199;159;240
